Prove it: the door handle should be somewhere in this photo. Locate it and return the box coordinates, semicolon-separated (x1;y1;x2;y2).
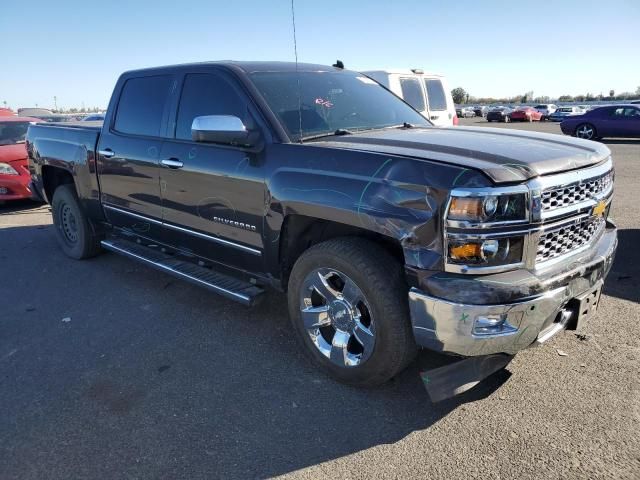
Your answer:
161;158;184;169
98;148;115;158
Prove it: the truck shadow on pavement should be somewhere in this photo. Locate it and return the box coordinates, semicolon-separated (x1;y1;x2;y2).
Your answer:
604;228;640;304
0;199;48;216
0;223;511;479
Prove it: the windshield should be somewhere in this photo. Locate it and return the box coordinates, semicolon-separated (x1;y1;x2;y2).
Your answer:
248;71;430;141
0;122;30;146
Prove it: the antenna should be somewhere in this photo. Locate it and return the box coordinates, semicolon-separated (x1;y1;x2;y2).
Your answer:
290;0;303;143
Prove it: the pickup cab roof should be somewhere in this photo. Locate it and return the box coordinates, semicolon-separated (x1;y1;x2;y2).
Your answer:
362;69;446;78
121;61;343;76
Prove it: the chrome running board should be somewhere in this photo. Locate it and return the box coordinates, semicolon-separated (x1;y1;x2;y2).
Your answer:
101;238;264;306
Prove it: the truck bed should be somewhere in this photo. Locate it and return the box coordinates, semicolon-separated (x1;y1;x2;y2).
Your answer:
32;120;103;131
26;122;102;208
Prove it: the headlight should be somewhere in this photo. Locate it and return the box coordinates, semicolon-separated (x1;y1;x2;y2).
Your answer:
445;189;529;273
448;193;527;224
0;162;19;175
447;236;524;268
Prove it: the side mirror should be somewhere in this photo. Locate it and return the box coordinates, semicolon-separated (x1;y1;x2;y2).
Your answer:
191;115;251;145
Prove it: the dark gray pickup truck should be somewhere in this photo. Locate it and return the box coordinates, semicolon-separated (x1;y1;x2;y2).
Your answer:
26;61;617;386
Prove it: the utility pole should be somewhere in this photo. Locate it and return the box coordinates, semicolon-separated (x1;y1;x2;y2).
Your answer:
54;96;58;111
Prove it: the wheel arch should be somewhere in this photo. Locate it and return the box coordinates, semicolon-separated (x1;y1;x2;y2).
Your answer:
42;165;75;203
278;214;405;291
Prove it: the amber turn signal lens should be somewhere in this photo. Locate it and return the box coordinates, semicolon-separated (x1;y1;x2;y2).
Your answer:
449;242;482;260
449;197;483;219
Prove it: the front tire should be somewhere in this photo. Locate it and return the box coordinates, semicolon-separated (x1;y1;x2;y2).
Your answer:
51;184;102;259
287;238;417;386
575;123;597;140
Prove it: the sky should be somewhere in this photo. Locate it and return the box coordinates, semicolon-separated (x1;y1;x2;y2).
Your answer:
2;0;639;110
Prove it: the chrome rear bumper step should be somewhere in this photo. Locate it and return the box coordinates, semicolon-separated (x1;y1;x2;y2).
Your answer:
101;239;264;306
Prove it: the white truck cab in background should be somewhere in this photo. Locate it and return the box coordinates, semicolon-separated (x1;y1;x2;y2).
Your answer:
362;69;457;127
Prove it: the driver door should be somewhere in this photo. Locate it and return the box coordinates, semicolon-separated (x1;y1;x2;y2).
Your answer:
158;70;266;272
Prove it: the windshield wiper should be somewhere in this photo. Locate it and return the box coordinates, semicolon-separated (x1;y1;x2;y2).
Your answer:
385;122;428;130
300;128;354;142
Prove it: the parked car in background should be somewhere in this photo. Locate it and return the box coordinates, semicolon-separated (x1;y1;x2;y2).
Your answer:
534;103;557;120
486;106;513;122
17;108;68;123
560;104;640;140
456;106;475;118
549;106;585;122
510;106;543;122
0;116;40;203
363;69;457;126
630;100;640;104
0;108;16;117
82;113;105;122
473;105;489;117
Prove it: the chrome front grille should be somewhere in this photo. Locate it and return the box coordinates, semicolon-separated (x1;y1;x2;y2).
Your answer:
444;158;614;274
536;216;606;263
541;170;613;212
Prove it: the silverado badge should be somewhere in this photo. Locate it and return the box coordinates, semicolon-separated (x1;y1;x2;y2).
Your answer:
592;200;607;218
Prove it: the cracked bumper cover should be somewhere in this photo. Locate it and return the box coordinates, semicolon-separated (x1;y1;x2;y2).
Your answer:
407;223;617;356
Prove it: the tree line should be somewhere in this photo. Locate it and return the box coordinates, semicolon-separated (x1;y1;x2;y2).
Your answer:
451;86;640;105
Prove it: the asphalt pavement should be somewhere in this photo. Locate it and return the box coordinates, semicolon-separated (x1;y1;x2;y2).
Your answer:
1;119;638;479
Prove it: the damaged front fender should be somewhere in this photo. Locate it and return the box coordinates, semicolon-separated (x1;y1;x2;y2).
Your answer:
263;143;491;276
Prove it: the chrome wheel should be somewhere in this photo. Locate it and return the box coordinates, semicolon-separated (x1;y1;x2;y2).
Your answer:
60;203;79;243
576;123;595;139
299;268;375;367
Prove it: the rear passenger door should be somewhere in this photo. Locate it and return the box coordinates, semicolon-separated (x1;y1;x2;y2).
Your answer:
158;69;266;272
97;74;175;240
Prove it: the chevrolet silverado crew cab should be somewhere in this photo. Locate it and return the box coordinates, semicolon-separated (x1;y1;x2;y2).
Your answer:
27;62;617;387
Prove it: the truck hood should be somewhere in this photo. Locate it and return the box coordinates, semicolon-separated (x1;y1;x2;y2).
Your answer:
0;143;28;163
312;126;610;184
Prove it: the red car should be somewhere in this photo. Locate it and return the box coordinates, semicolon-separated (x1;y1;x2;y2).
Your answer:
510;106;543;122
0;116;40;203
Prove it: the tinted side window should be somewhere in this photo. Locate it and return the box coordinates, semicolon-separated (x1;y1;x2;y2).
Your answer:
399;78;425;111
424;79;448;111
175;73;246;141
114;75;172;137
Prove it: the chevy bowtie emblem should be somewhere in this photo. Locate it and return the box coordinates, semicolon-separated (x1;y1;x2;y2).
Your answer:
592;200;607;217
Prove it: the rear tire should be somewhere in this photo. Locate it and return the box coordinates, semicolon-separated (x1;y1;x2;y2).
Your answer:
575;123;597;140
51;184;102;259
287;238;417;387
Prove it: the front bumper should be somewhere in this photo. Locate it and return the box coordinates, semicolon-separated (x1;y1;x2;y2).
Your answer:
408;224;617;356
0;174;32;201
